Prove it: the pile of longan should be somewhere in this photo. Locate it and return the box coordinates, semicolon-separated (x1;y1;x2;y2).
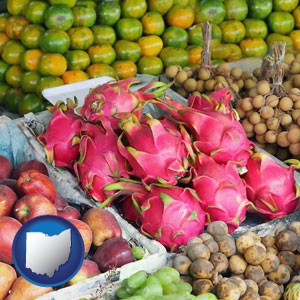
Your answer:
172;220;300;300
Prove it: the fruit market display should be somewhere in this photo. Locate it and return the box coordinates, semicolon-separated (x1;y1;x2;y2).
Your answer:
0;154;147;299
110;220;300;300
36;77;300;254
2;0;300;115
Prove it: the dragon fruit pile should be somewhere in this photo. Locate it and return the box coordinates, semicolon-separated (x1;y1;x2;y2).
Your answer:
38;78;300;251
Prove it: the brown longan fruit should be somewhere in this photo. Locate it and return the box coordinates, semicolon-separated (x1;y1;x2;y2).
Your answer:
216;62;230;75
254;122;267;135
295;52;300;61
255;134;265;144
165;65;181;78
176;87;189;98
231;83;239;94
236;106;246;119
264;130;277;144
280;113;293;127
279;96;294;111
241;71;251;80
253;67;261;78
277;131;290;147
292;74;300;88
191;91;201;97
244;78;257;90
248;87;258;98
198;67;211;81
175;70;189;85
288;88;300;101
284;52;295;64
266;117;280;130
290;60;300;74
257;80;271;95
265;94;279;107
287;127;300;144
239;97;253;112
283;80;293;91
183;66;193;78
252;95;265;109
230;67;243;79
242;119;254;133
294;99;300;109
297;115;300;126
196;80;204;92
289;142;300;156
183;78;197;92
204;79;216;91
260;106;274;119
236;79;244;89
291;108;300;121
248;111;261;124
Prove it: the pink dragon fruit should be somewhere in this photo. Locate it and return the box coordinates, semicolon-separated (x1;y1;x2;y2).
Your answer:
105;180;206;251
73;117;129;204
242;151;300;220
38;98;84;169
77;77;169;130
192;153;251;233
188;88;234;114
117;114;193;185
152;94;254;167
138;184;206;251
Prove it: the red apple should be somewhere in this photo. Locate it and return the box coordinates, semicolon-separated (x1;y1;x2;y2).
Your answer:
0;216;22;264
57;205;81;220
92;237;135;272
0;179;18;194
67;259;101;286
81;208;122;248
0;155;13;180
5;276;53;300
53;196;69;208
0;262;17;299
16;170;57;203
13;194;57;224
12;159;49;179
0;184;18;217
68;218;93;257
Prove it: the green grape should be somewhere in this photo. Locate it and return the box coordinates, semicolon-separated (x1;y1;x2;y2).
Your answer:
123;296;145;300
131;246;145;260
176;280;193;295
127;270;148;290
134;280;163;299
125;284;140;296
115;286;131;299
156;295;188;300
146;274;162;286
152;267;180;286
162;282;178;295
195;293;218;300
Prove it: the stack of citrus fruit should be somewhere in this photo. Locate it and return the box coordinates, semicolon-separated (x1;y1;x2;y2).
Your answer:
1;0;300;115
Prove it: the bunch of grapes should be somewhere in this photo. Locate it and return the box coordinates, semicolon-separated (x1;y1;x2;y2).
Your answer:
115;267;217;300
